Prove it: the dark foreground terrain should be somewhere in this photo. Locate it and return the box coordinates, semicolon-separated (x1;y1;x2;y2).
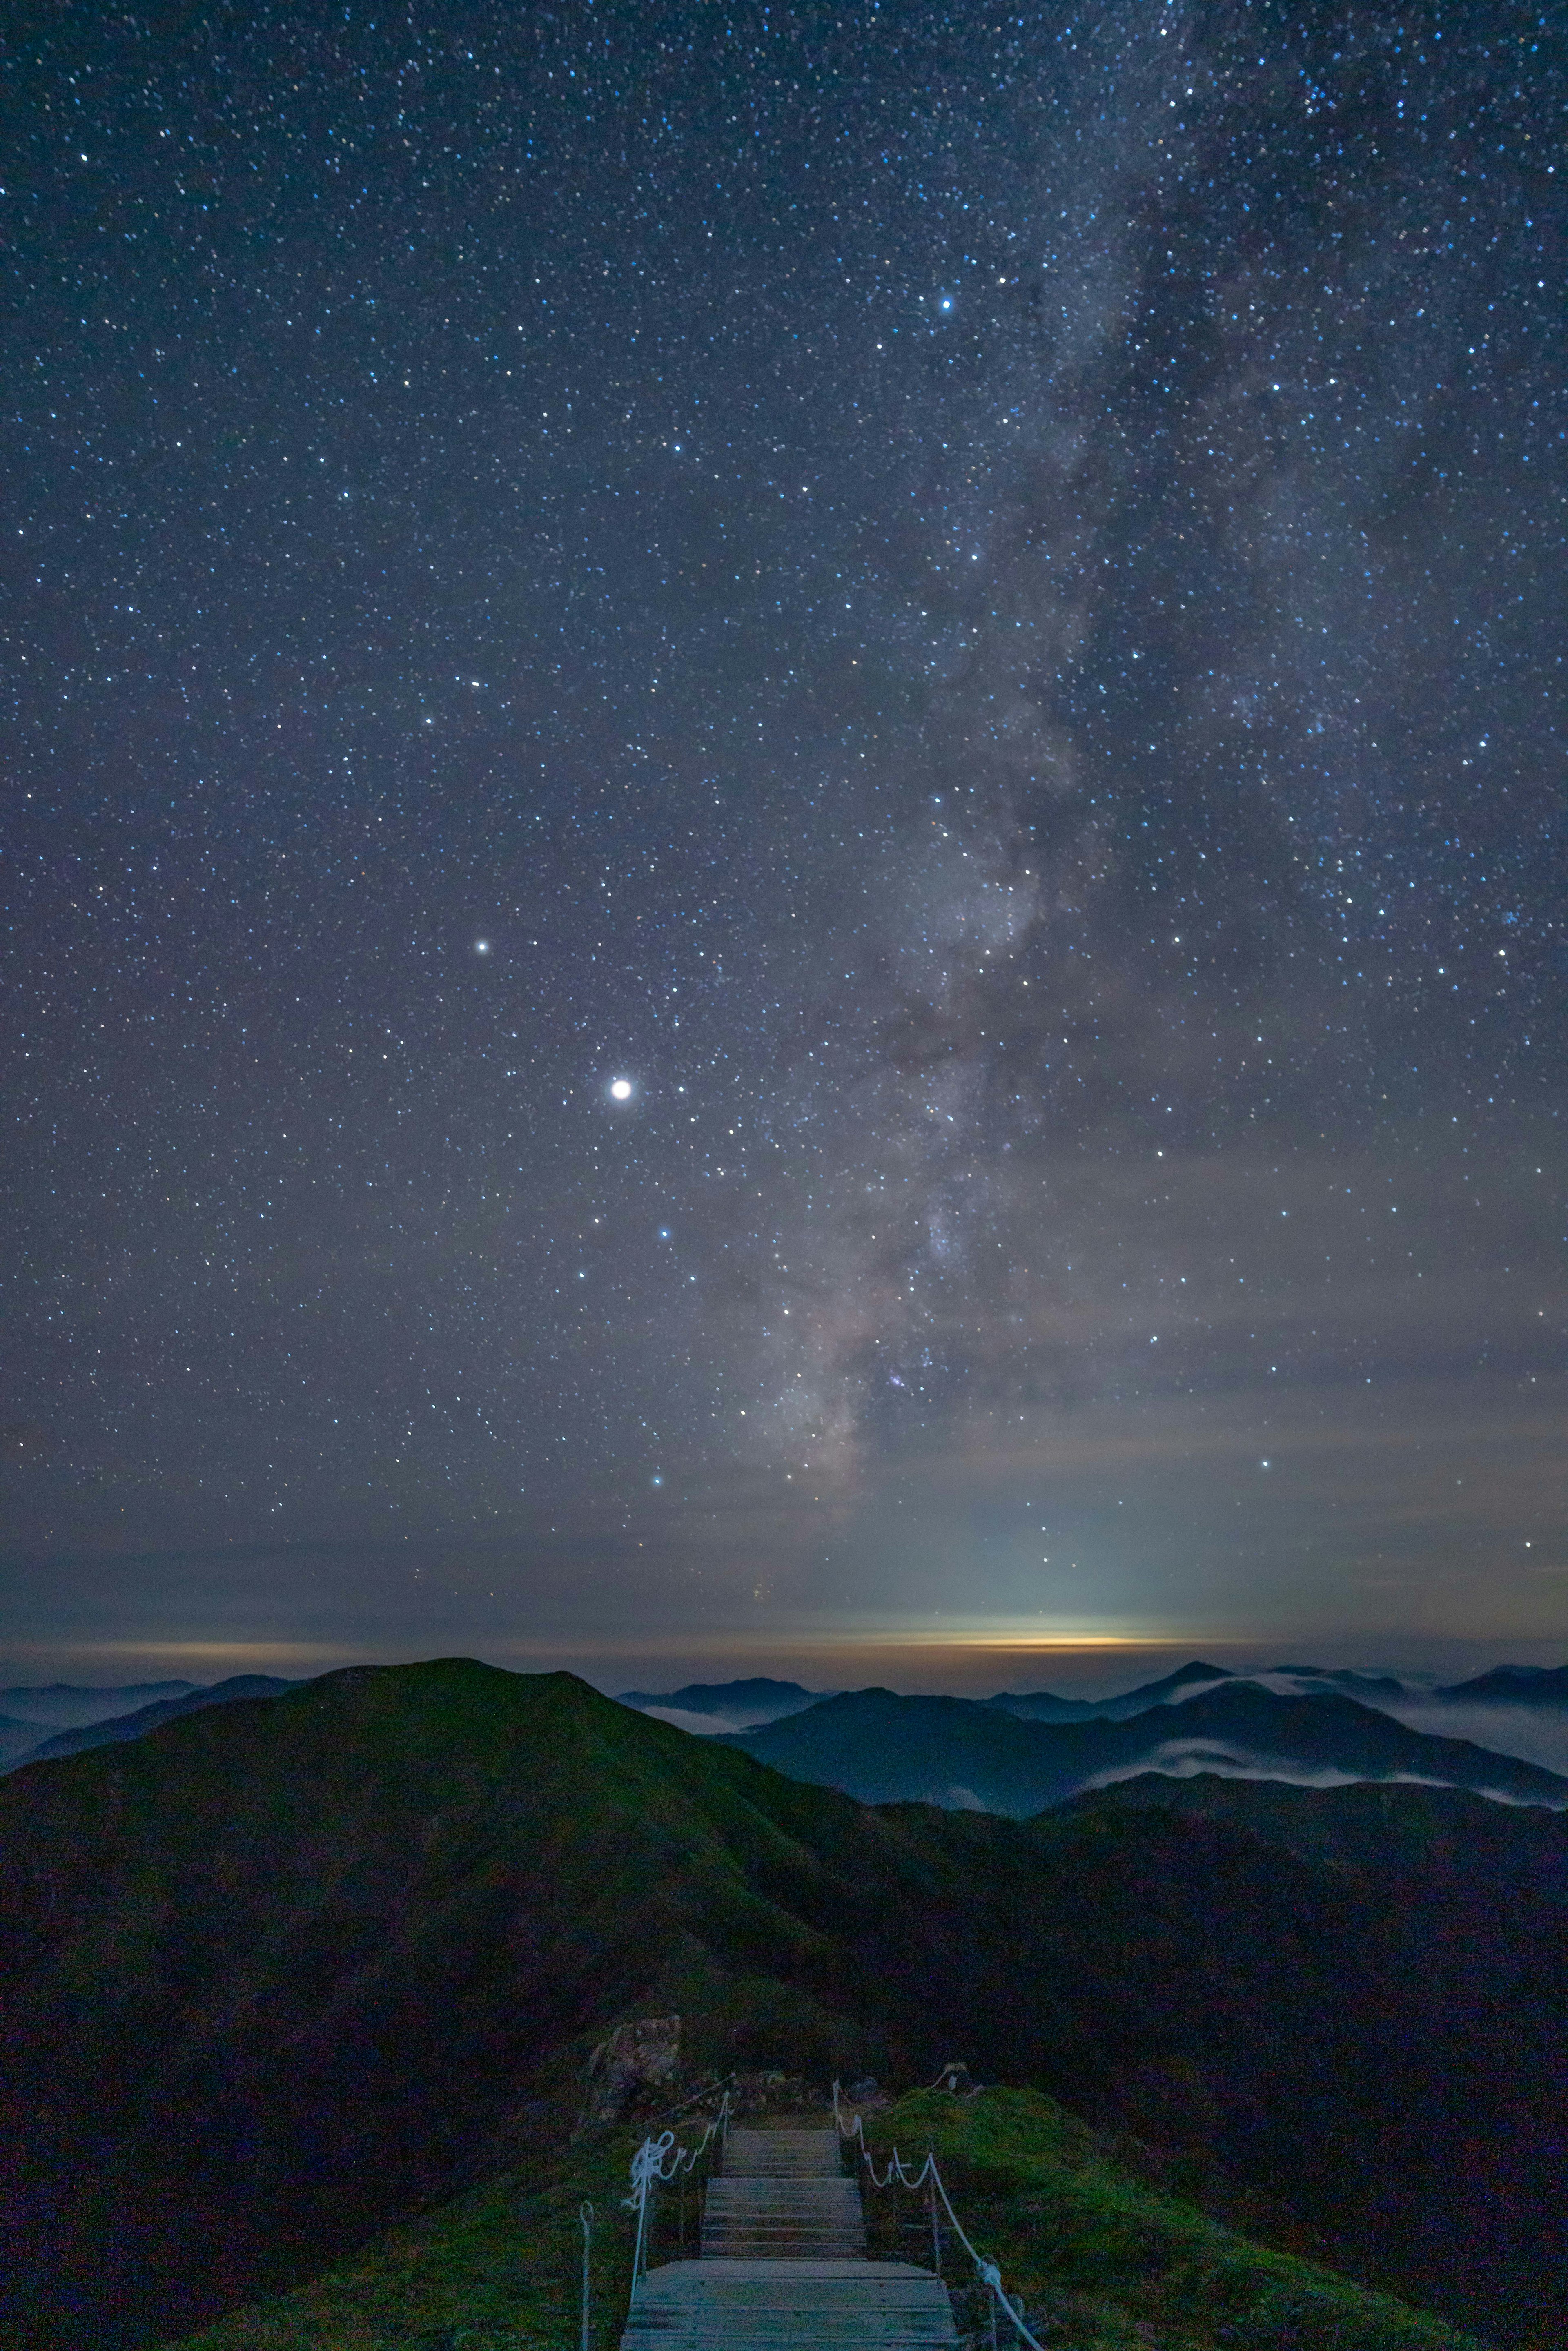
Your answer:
169;2085;1483;2351
0;1661;1563;2347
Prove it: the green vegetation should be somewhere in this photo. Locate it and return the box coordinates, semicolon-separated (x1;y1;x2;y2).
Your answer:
169;2085;1489;2351
167;2097;744;2351
167;2119;645;2351
860;2089;1486;2351
0;1662;887;2347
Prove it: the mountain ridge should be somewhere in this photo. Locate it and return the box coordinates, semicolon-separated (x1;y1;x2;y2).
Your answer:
0;1678;201;1725
614;1675;827;1727
1435;1662;1568;1707
988;1657;1234;1720
3;1672;298;1770
719;1680;1568;1814
0;1711;48;1766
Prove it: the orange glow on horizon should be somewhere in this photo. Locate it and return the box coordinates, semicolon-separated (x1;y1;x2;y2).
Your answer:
0;1628;1252;1697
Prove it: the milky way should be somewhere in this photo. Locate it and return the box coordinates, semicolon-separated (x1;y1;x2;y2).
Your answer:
3;2;1563;1678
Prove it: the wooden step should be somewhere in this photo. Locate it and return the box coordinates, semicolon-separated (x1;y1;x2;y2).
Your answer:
621;2121;959;2351
623;2258;959;2348
702;2176;866;2259
722;2128;843;2175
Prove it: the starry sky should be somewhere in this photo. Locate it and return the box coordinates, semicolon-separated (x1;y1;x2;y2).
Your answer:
3;1;1564;1688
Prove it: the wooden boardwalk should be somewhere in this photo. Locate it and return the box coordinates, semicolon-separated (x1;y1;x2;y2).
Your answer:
622;2126;958;2351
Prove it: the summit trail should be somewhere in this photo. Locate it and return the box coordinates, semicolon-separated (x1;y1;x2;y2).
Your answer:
621;2125;958;2349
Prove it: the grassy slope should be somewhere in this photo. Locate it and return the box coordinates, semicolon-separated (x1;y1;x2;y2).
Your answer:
169;2086;1486;2351
0;1660;900;2345
166;2116;646;2351
1059;1769;1568;1890
860;2089;1487;2351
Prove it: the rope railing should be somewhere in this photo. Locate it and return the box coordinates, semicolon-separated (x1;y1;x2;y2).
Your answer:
577;2201;595;2351
646;2069;737;2128
833;2081;1051;2351
618;2075;1043;2351
624;2088;733;2283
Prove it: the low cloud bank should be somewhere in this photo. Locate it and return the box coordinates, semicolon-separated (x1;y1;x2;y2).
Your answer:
1152;1677;1568;1780
638;1703;778;1736
639;1704;733;1735
1078;1738;1566;1809
1082;1739;1368;1794
1153;1676;1235;1706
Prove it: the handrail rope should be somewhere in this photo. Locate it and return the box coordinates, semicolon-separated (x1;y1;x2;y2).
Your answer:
624;2090;733;2284
646;2069;738;2128
577;2202;595;2351
920;2061;984;2099
832;2081;1051;2351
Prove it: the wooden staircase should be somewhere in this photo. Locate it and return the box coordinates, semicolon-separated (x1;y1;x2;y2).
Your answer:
621;2125;958;2350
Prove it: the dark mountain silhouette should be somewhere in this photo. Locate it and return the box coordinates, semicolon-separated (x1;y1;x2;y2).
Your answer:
2;1661;1565;2346
1265;1665;1414;1700
0;1713;47;1766
5;1674;298;1771
609;1661;1559;1740
0;1678;199;1728
1059;1767;1568;1894
722;1680;1568;1813
615;1675;825;1725
1435;1662;1568;1707
988;1662;1423;1724
988;1657;1234;1720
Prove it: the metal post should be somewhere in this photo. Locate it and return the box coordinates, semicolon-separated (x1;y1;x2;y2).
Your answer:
631;2158;649;2284
579;2202;594;2351
928;2177;942;2279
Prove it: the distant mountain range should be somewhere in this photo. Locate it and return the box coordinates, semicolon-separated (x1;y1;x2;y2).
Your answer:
717;1679;1568;1814
982;1658;1235;1720
617;1658;1568;1740
0;1679;200;1727
2;1660;1565;2346
614;1675;830;1730
1062;1767;1568;1888
987;1658;1568;1720
613;1665;1301;1733
0;1713;51;1766
0;1680;206;1763
4;1658;1563;1787
612;1660;1568;1810
9;1675;298;1768
1434;1662;1568;1706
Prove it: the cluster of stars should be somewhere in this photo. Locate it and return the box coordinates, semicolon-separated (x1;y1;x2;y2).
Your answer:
0;1;1561;1658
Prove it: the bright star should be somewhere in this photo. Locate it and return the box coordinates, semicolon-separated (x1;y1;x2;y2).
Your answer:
610;1077;634;1101
474;939;490;954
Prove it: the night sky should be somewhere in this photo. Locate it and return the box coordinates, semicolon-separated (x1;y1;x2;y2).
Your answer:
3;2;1564;1688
